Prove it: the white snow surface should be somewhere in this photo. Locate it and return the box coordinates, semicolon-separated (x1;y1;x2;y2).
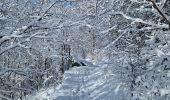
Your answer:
25;64;127;100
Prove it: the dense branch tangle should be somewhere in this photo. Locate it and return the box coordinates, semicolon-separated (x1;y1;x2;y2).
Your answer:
147;0;170;29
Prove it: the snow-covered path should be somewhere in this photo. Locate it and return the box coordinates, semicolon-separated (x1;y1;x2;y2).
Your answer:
53;66;93;100
26;65;127;100
51;65;127;100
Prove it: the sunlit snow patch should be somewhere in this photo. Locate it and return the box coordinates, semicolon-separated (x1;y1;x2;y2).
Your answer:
155;49;164;57
160;89;170;96
114;83;121;94
167;70;170;77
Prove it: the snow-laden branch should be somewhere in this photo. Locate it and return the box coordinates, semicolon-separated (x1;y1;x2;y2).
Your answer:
147;0;170;29
99;26;116;35
0;20;94;55
0;67;27;76
111;12;169;28
0;94;12;100
0;90;14;93
0;44;20;55
57;20;93;28
96;30;127;55
0;0;59;45
0;31;43;55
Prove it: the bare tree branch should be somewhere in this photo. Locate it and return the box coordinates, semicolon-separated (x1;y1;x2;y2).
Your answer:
148;0;170;29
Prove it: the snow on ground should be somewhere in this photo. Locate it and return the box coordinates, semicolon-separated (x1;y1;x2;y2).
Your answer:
25;64;127;100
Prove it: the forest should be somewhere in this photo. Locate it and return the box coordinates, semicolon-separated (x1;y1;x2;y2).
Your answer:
0;0;170;100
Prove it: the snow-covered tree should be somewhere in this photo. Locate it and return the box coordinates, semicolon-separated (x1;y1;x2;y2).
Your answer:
97;0;170;99
0;0;64;99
